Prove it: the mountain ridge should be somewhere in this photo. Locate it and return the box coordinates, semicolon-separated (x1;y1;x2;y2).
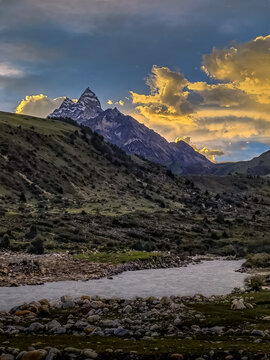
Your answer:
49;87;213;175
48;87;270;176
50;87;103;124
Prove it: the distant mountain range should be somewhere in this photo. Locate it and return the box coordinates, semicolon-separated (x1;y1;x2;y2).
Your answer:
211;150;270;176
49;87;270;176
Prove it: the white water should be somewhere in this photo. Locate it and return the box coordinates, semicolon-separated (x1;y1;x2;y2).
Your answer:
0;259;246;311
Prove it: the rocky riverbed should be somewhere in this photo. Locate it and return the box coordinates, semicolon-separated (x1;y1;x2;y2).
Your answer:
0;252;195;287
1;291;270;359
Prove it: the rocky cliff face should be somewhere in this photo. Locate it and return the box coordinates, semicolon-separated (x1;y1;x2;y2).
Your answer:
49;87;213;174
82;107;213;174
49;88;103;124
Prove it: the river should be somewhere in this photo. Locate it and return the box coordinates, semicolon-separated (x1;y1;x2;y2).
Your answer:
0;259;246;311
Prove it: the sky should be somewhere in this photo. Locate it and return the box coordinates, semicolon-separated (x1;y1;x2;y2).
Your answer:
1;0;270;161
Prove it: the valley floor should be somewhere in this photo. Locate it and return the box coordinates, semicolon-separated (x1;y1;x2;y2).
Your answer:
1;291;270;359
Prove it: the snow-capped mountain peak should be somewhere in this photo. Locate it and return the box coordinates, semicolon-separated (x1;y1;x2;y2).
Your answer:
48;87;213;174
48;87;102;123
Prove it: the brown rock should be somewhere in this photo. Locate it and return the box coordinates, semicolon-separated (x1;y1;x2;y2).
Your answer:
14;310;32;316
171;354;184;360
37;305;50;315
0;355;15;360
39;299;51;307
81;295;91;300
21;350;47;360
84;327;96;335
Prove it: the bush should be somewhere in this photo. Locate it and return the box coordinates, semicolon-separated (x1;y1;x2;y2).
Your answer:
218;244;236;256
215;213;224;224
27;235;44;254
211;232;220;240
0;234;10;249
19;191;26;202
243;253;270;269
244;275;265;291
132;240;144;251
26;225;37;240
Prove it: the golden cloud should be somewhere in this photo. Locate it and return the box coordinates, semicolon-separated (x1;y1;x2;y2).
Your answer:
107;99;125;107
131;65;194;120
175;136;224;162
130;35;270;159
15;94;68;118
202;35;270;104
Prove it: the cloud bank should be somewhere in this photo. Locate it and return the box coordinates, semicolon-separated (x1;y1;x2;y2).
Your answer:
0;0;215;33
15;95;66;118
131;35;270;159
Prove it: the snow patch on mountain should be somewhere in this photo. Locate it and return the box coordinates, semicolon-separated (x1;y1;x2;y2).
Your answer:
48;87;102;123
48;87;213;174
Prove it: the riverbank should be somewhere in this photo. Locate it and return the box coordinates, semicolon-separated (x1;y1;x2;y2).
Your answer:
0;251;196;287
1;291;270;359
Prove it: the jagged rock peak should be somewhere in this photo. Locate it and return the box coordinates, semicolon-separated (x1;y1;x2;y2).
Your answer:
48;87;212;174
78;87;102;107
80;87;95;97
60;97;74;107
48;86;103;123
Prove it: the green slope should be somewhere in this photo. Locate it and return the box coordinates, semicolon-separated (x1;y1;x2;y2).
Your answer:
0;111;270;256
0;111;185;215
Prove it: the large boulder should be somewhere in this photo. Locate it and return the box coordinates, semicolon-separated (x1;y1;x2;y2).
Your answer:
28;322;44;333
82;350;98;359
251;329;264;336
21;350;47;360
0;355;15;360
46;319;61;331
231;298;246;310
114;326;128;337
87;315;100;323
44;348;60;360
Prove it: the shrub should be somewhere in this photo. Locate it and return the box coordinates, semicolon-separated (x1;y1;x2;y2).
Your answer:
19;192;26;202
26;225;37;240
132;240;144;251
0;234;10;249
244;275;265;291
211;232;220;240
27;235;44;254
166;169;175;179
243;253;270;268
215;213;224;224
218;244;236;256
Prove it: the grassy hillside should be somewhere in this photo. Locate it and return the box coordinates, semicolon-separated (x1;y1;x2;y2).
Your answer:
0;112;185;214
0;111;270;256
